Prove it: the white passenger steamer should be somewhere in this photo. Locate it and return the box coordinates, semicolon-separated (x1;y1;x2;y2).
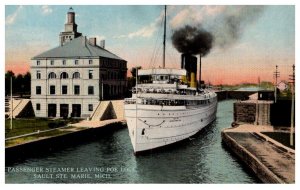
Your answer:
124;68;217;153
124;6;218;153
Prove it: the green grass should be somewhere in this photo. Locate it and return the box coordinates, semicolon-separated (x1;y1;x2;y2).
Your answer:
262;132;295;150
5;118;82;138
5;129;73;147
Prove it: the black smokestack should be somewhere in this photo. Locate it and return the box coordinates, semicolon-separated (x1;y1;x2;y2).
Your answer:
171;25;213;56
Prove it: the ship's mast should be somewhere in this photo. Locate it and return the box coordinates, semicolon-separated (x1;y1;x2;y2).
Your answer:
163;5;167;69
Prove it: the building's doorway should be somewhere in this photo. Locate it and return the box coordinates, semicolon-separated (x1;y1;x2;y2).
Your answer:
48;104;57;117
71;104;81;117
60;104;69;118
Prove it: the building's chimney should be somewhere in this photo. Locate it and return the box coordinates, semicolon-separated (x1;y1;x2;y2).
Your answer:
100;40;105;49
89;37;97;46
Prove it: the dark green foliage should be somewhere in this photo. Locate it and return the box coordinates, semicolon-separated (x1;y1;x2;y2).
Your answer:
5;71;31;96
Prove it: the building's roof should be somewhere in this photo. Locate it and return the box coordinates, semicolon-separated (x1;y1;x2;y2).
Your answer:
32;36;124;61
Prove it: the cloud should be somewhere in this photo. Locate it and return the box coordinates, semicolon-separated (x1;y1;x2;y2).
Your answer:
114;11;164;39
41;5;53;15
5;5;23;25
170;5;226;29
202;5;226;16
170;8;190;28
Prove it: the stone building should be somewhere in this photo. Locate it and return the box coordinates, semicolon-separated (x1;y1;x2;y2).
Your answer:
31;8;127;118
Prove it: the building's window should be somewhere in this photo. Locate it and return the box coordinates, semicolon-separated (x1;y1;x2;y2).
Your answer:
36;71;41;79
73;72;80;79
48;72;56;79
50;60;54;65
37;60;40;65
88;104;93;111
50;85;55;95
89;59;93;64
36;103;41;111
89;70;93;79
88;86;94;95
36;86;41;95
62;60;66;65
75;60;79;65
60;72;69;79
74;85;80;95
62;85;68;95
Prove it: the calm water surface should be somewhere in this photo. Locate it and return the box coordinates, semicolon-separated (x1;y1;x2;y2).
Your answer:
5;100;259;183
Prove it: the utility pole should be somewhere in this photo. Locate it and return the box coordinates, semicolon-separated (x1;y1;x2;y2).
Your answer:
255;76;260;125
289;64;295;146
10;77;13;130
273;65;280;103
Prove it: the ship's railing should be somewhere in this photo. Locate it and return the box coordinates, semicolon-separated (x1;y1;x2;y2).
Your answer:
131;87;218;99
124;98;136;104
124;96;217;106
133;88;178;94
132;87;196;95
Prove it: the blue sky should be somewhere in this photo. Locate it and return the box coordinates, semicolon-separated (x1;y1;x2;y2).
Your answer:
5;5;295;84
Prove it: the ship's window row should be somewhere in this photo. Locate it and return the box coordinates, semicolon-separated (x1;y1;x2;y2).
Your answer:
137;74;182;84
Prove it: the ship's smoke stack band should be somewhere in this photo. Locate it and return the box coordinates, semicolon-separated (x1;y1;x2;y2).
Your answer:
171;25;213;56
181;54;197;88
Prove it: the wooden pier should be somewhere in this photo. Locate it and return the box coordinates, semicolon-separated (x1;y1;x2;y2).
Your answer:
222;124;295;183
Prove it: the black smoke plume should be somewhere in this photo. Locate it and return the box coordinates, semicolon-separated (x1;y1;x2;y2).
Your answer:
171;25;213;56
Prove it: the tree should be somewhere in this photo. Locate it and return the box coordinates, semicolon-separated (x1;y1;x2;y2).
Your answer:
16;74;23;95
23;72;31;95
5;71;31;96
130;66;142;79
125;66;142;97
5;71;15;96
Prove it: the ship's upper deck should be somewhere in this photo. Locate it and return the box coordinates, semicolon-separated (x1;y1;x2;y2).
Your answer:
126;69;217;105
137;68;189;87
138;68;186;76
